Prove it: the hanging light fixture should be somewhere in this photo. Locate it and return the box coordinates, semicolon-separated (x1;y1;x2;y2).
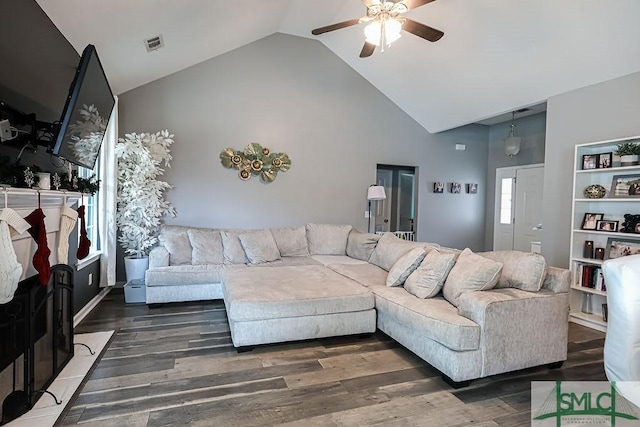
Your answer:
504;111;522;156
363;1;405;52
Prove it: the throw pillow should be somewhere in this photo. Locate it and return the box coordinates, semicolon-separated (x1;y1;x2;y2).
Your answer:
479;251;547;292
346;229;380;261
270;226;309;257
305;223;352;255
405;249;457;298
443;248;503;307
220;230;249;264
158;232;192;265
188;229;223;265
238;229;281;264
386;247;427;287
369;232;429;271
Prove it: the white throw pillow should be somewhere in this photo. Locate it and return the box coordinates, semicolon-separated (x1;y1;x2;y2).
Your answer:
305;223;352;255
270;226;309;257
158;232;192;265
238;229;281;264
188;229;223;265
405;250;457;298
443;248;503;307
386;247;427;287
220;231;249;264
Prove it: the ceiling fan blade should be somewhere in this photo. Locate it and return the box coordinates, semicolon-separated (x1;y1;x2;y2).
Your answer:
399;0;436;10
311;19;361;35
402;18;444;42
359;42;376;58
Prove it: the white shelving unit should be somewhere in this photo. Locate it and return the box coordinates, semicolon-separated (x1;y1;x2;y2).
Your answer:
569;135;640;332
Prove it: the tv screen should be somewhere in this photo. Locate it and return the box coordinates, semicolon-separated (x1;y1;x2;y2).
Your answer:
51;44;114;169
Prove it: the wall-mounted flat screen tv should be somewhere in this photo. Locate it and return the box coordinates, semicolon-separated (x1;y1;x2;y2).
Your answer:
51;44;114;169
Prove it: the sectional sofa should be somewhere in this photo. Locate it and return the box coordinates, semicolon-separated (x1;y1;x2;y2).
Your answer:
145;223;570;386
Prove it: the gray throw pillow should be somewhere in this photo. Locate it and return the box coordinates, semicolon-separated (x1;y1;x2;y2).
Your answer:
220;231;249;264
479;251;547;292
443;248;503;307
386;247;427;287
270;226;309;257
188;229;223;265
346;229;380;261
369;232;429;271
158;232;192;265
238;229;281;264
404;249;457;298
305;223;352;255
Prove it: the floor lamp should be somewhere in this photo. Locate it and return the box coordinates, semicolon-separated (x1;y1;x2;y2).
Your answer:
367;185;386;233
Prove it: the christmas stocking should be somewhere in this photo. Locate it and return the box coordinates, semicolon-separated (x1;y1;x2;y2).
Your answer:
25;208;51;286
0;208;31;303
57;206;78;265
77;205;91;260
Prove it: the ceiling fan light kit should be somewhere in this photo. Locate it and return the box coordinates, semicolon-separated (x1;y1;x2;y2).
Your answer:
311;0;443;58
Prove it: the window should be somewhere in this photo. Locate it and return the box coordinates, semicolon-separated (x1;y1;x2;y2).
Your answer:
500;177;513;225
78;160;100;254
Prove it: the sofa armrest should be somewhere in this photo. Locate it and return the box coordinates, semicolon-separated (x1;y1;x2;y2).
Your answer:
149;245;170;268
457;288;569;377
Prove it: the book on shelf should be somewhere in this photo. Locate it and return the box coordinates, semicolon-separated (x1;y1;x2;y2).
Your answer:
576;263;606;292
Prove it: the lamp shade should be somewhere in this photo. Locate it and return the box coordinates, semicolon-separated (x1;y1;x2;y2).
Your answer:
504;136;522;156
367;185;386;200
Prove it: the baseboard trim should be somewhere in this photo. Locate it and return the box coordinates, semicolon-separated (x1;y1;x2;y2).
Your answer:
74;287;111;327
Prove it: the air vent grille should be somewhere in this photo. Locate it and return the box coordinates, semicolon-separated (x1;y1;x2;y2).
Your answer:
144;35;164;52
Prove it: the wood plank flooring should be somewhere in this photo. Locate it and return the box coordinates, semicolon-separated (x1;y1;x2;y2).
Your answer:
58;290;606;426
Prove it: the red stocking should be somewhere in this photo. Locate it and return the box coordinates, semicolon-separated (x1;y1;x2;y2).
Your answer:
77;205;91;260
24;208;51;286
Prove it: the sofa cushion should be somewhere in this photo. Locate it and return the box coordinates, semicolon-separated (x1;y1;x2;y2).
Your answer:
346;229;380;261
220;231;249;264
238;229;281;264
248;256;322;268
386;247;427;287
311;255;368;266
443;248;503;307
145;263;246;287
270;226;309;257
158;232;192;265
222;265;374;322
372;286;480;351
328;263;388;289
305;223;352;255
404;250;457;299
188;229;223;265
369;232;435;271
480;251;547;292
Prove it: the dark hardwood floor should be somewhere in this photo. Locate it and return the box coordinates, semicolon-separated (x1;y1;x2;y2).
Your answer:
59;289;606;426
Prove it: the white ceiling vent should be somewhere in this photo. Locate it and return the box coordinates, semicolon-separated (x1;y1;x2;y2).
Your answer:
144;35;164;52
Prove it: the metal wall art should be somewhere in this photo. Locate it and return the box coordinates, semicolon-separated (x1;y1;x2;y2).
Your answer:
220;142;291;182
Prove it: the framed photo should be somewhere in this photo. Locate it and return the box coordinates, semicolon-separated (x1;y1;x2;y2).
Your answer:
605;237;640;259
598;152;612;169
581;213;603;230
466;183;478;194
450;182;461;194
582;154;597;170
596;220;618;232
611;174;640;198
433;182;444;193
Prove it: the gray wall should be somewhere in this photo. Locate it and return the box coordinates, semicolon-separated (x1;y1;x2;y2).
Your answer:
542;71;640;267
118;33;489;275
484;113;547;249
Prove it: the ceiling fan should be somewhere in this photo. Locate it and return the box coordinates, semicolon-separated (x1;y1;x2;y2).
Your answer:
311;0;444;58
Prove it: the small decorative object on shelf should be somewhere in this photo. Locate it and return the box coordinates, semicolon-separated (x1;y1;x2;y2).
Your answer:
23;167;34;188
615;141;640;166
610;174;640;198
583;184;606;199
620;214;640;233
583;240;594;258
581;293;593;314
602;303;608;322
52;173;61;190
594;247;605;260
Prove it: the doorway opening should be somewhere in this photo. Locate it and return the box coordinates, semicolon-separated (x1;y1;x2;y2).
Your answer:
375;165;417;239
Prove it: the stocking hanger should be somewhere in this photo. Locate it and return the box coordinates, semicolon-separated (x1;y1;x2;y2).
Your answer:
37;189;41;208
3;187;7;209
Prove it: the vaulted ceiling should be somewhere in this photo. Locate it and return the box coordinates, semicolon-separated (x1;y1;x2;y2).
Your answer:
36;0;640;133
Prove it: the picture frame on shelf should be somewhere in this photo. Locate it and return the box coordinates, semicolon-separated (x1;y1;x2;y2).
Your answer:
581;213;604;230
582;154;597;170
605;237;640;259
597;152;612;169
610;174;640;198
596;220;618;232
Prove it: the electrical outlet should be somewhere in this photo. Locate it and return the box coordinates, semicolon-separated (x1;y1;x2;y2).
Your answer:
88;273;93;286
0;119;11;142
